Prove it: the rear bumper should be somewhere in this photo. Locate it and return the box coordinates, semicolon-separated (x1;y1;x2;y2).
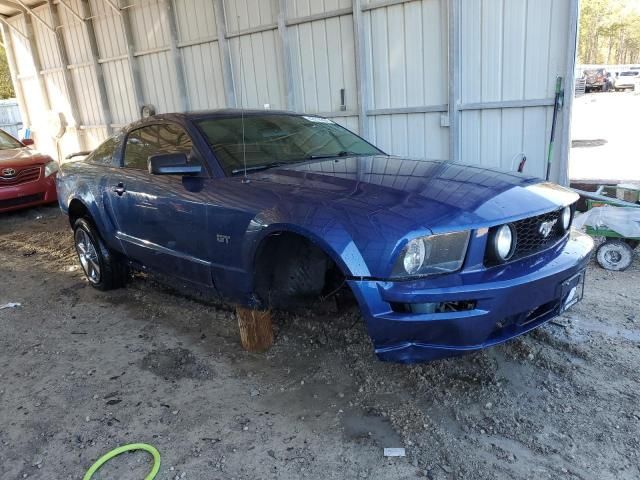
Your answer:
0;174;58;213
349;230;594;363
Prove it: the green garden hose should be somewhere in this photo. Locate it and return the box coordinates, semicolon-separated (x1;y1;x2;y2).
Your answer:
83;443;160;480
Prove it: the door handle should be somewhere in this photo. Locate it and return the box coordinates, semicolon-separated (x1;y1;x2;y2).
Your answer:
113;183;126;196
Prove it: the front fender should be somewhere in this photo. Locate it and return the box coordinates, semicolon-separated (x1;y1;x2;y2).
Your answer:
245;222;372;279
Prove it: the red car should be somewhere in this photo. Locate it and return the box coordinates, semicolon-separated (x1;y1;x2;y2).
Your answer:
0;130;58;213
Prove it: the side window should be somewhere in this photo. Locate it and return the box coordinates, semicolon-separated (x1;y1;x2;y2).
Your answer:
123;123;196;170
156;123;193;156
123;126;158;170
85;136;117;166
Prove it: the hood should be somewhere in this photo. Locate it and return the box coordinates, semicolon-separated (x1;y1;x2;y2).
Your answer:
0;148;52;168
215;156;578;278
252;156;578;233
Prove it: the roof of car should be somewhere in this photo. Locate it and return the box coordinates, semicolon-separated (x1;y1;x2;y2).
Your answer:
124;109;318;130
146;109;302;121
188;108;298;118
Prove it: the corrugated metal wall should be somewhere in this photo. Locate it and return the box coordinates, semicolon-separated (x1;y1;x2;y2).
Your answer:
363;0;449;159
0;0;578;182
457;0;573;179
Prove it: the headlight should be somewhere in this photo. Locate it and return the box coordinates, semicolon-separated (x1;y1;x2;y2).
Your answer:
488;224;516;263
393;231;470;278
561;206;572;230
403;238;427;275
44;160;59;177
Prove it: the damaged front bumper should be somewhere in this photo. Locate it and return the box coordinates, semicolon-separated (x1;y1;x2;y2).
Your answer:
348;230;594;363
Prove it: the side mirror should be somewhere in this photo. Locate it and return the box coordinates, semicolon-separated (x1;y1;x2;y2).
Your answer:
148;152;202;176
21;138;34;146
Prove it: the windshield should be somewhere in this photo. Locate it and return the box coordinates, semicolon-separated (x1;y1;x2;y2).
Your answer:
620;71;638;77
196;114;382;176
0;130;23;150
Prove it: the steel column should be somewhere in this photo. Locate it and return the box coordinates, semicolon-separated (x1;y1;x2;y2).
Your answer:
161;0;189;112
558;0;581;186
352;0;369;139
118;0;144;113
277;0;295;111
80;0;112;134
48;0;82;127
213;0;236;107
23;11;51;112
447;0;460;162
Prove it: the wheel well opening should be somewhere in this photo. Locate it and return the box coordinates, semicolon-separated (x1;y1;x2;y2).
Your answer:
253;232;349;309
68;199;90;227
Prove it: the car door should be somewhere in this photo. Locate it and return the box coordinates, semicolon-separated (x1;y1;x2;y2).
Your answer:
74;134;128;255
108;122;213;286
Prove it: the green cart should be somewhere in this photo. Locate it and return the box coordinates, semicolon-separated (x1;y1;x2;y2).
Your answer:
586;194;639;271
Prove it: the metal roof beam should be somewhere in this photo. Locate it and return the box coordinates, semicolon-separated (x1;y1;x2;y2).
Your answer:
100;0;122;15
57;0;85;23
0;14;28;39
11;0;55;33
0;0;22;13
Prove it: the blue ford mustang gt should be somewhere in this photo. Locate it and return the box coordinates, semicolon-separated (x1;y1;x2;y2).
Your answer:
56;110;594;363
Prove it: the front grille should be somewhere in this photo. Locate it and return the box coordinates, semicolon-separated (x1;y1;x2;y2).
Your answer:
0;192;45;209
512;209;565;258
485;208;568;266
0;166;41;187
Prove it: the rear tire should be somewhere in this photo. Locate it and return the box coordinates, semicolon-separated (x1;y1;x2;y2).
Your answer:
596;240;634;271
73;218;128;290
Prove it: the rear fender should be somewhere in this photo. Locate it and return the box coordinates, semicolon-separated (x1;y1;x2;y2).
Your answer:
65;185;122;253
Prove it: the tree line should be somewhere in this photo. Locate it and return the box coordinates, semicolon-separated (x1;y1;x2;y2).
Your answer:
579;0;640;65
0;47;15;99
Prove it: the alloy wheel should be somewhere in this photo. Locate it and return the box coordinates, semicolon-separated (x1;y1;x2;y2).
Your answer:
75;228;101;284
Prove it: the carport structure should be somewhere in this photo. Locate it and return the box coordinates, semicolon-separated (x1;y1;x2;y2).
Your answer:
0;0;578;183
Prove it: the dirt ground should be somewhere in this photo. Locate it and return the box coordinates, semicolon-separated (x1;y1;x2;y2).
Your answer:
1;205;639;480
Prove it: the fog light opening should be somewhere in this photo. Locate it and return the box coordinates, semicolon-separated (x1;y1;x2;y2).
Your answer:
391;300;477;314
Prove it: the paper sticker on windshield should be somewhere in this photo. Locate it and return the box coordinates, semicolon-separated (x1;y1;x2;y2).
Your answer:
302;116;335;124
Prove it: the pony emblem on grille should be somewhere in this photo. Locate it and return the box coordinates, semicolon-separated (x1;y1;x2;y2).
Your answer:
539;218;558;238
